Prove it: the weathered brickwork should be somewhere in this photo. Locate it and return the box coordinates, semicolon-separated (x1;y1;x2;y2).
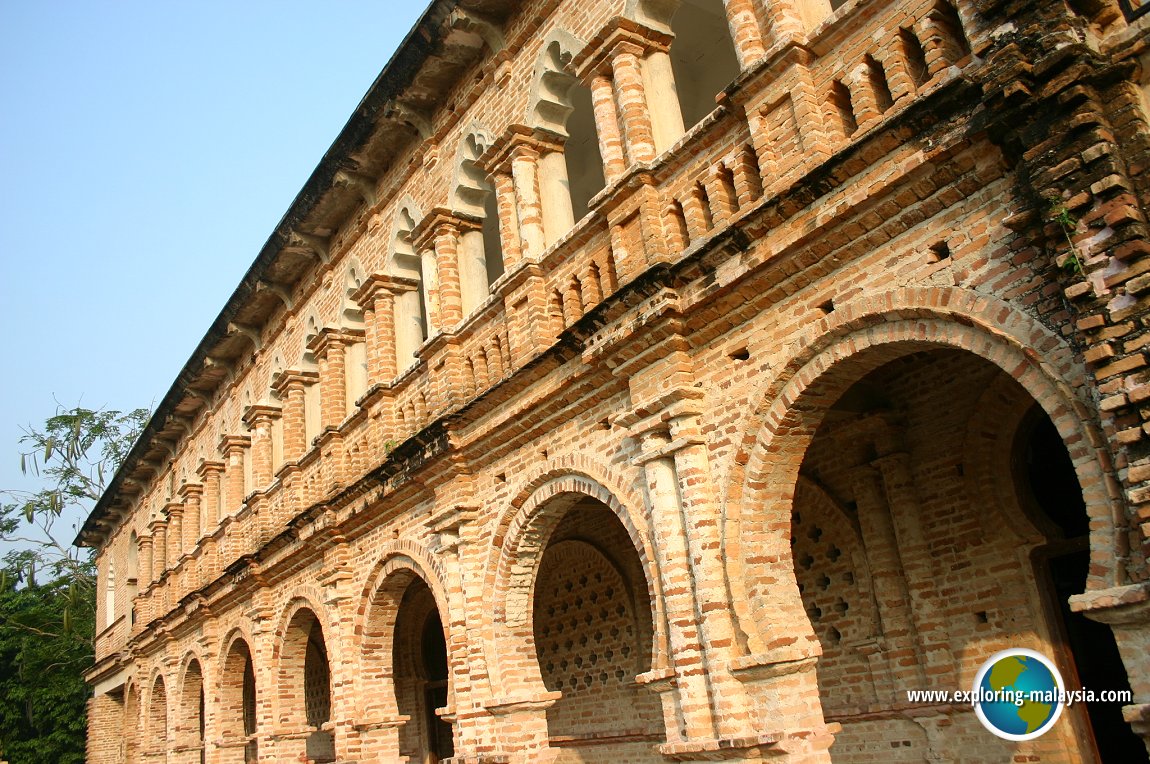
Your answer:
79;0;1150;761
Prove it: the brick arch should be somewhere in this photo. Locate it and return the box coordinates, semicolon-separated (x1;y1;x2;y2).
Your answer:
961;372;1052;547
218;628;260;761
271;593;339;742
482;456;667;699
724;287;1123;655
355;544;456;722
146;670;169;759
177;653;207;756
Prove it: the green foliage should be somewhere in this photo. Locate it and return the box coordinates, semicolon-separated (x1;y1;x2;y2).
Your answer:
0;404;148;763
0;575;93;764
1046;194;1084;277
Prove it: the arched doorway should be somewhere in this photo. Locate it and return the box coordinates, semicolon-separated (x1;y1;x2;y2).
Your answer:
529;496;664;762
278;608;335;763
220;637;258;763
147;675;168;762
781;348;1143;761
180;659;206;764
392;578;454;763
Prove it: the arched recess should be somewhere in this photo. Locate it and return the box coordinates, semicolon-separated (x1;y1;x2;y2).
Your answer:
723;288;1125;658
389;203;429;369
484;466;667;758
359;551;456;763
340;257;369;408
450;127;504;316
179;657;207;763
219;631;259;764
623;0;742;139
526;30;606;236
124;680;141;763
275;600;337;763
147;673;169;760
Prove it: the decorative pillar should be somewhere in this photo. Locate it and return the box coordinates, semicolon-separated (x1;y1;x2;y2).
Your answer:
492;170;524;267
308;330;348;430
138;533;154;590
610;44;657;165
849;465;926;699
273;370;319;463
352;274;418;384
587;72;627;183
197;460;224;533
219;435;251;516
412;208;484;330
164;502;184;568
631;425;720;743
721;0;767;67
149;517;167;582
178;483;203;552
510;144;546;259
243;404;282;488
479;127;569;262
872;450;957;684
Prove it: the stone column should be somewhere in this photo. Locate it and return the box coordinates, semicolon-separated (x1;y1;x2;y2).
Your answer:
849;465;926;698
309;330;349;431
640;48;684;154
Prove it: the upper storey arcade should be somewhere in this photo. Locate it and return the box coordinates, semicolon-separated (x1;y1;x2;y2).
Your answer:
78;0;1049;658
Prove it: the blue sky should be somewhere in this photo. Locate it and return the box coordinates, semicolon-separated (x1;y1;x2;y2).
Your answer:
0;2;427;552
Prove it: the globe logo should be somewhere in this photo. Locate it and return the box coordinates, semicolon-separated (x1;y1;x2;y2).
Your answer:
973;648;1065;741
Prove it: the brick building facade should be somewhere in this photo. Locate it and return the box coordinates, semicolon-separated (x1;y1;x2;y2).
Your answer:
79;0;1150;761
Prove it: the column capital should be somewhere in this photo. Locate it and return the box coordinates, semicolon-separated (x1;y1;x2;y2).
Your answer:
478;124;567;175
241;403;283;429
349;273;419;309
218;434;251;455
411;207;481;253
162;500;183;518
136;533;153;547
572;17;673;79
196;459;225;479
305;326;366;361
270;368;320;398
177;482;204;500
148;517;168;534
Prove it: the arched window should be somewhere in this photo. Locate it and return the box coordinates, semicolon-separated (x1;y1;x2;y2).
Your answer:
222;638;259;762
279;608;335;762
181;660;206;764
451;130;504;316
148;675;168;760
391;206;428;370
527;32;606;239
